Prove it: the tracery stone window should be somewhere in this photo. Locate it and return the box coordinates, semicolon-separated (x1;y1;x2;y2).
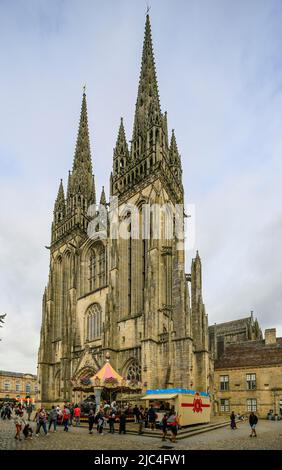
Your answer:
89;251;97;291
86;303;102;341
98;246;106;287
88;244;106;292
127;360;141;383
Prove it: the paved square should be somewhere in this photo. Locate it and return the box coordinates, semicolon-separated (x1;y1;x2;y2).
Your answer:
1;414;282;450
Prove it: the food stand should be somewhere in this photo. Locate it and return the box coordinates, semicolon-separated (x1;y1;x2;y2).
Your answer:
141;388;211;427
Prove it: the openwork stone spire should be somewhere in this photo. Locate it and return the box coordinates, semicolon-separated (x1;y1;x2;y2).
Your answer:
100;186;106;205
132;14;161;141
73;91;92;173
67;91;96;204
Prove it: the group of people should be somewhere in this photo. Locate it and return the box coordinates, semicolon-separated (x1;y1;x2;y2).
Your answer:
85;402;179;442
0;401;80;440
0;399;181;442
0;402;34;441
230;411;258;437
87;405;126;435
2;400;264;444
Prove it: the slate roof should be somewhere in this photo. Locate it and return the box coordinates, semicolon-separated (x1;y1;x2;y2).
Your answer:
209;317;251;334
215;338;282;369
0;371;36;379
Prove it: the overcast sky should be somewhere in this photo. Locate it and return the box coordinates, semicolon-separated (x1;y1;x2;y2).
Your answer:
0;0;282;374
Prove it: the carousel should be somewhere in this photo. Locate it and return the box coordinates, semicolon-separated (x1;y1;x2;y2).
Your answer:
71;352;143;409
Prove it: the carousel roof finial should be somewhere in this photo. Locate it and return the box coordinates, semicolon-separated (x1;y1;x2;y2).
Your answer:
105;351;110;363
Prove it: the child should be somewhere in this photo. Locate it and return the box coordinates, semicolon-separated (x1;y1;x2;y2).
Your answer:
23;421;33;440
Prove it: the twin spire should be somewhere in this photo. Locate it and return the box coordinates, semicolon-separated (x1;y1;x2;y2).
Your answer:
53;14;182;233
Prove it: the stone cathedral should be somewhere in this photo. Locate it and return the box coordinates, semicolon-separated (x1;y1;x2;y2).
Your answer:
38;15;212;405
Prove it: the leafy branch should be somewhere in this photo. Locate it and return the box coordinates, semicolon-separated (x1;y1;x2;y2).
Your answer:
0;313;6;341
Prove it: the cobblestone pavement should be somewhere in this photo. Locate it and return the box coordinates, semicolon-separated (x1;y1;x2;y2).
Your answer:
177;420;282;450
0;417;165;451
1;415;282;450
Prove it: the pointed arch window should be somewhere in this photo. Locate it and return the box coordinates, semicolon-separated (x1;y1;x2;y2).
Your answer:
99;246;106;287
89;251;97;291
86;303;102;341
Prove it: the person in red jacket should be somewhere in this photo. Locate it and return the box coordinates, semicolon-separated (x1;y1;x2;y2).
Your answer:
73;405;81;427
63;405;70;432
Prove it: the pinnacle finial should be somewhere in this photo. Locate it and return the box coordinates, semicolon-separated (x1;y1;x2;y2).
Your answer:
114;117;129;158
100;186;106;205
169;129;180;163
54;179;65;216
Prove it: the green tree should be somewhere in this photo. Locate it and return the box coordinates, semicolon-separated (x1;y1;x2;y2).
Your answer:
0;313;6;340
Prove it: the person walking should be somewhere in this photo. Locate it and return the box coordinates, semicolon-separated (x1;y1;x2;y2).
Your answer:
5;404;12;420
138;407;145;435
26;404;33;421
48;405;58;432
167;411;178;443
148;404;157;430
249;412;258;437
160;413;168;441
63;405;70;432
74;404;81;427
35;408;48;437
133;405;139;423
97;409;105;435
14;410;24;440
69;403;74;426
230;411;237;430
88;409;95;434
119;410;126;434
108;408;116;434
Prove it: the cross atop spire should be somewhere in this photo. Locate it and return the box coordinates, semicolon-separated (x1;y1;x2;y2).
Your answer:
132;14;161;140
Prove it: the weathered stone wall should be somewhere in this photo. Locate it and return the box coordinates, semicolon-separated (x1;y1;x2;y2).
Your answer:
214;365;282;417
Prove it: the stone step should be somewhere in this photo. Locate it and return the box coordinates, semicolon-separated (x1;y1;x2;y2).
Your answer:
120;420;232;439
78;420;232;440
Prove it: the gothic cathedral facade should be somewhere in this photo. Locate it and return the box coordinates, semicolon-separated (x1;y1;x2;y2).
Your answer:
38;15;212;405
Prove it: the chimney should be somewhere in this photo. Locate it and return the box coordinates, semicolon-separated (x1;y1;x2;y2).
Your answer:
265;328;276;345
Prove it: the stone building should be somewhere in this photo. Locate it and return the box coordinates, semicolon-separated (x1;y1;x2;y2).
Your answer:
213;328;282;417
209;312;262;359
0;370;38;404
37;15;211;406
